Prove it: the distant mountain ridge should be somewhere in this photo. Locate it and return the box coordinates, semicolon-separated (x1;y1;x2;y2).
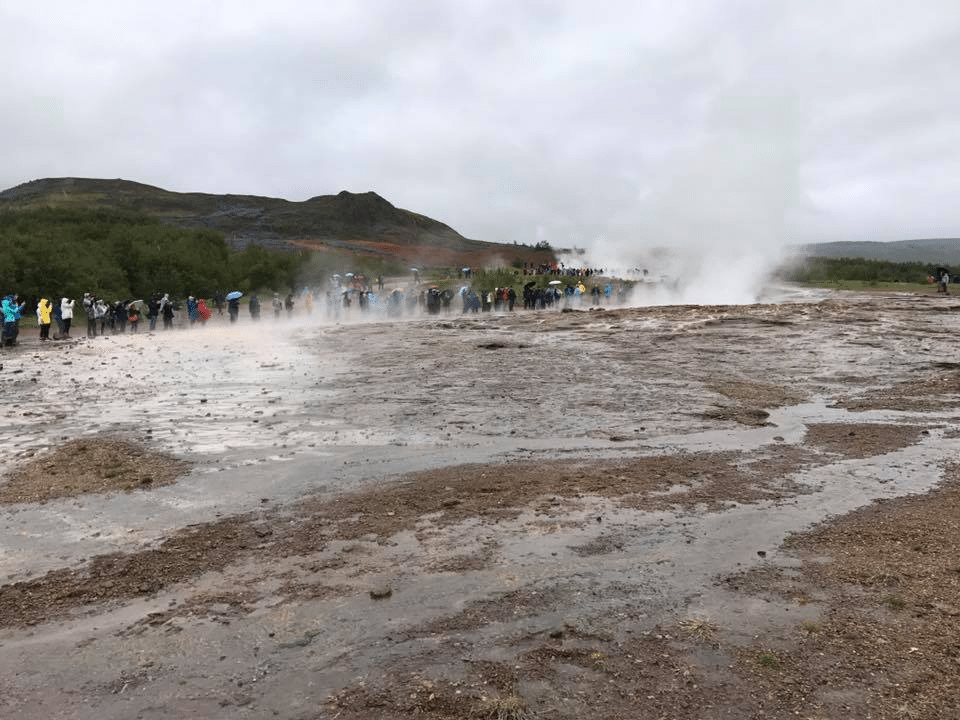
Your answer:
796;238;960;265
0;177;553;268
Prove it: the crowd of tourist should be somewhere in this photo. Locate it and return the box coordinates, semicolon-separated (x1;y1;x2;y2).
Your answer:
522;262;608;277
3;294;77;347
0;290;212;347
1;270;626;348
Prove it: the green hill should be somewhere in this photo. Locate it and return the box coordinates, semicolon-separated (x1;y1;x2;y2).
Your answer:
0;177;553;269
794;238;960;265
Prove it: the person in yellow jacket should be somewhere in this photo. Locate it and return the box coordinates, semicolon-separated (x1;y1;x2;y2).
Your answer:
37;298;54;341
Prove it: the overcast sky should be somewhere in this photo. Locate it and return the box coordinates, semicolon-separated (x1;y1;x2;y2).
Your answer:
3;0;959;265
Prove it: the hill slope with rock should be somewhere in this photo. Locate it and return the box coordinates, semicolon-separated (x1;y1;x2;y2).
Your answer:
796;237;960;264
0;177;554;269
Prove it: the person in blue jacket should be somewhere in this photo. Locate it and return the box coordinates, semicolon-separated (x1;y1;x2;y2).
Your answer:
2;293;25;347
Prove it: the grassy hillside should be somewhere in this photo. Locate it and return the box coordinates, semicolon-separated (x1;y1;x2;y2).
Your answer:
794;238;960;265
0;177;555;269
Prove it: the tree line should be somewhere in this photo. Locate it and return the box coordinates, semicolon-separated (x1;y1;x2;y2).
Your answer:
779;256;943;284
0;207;308;304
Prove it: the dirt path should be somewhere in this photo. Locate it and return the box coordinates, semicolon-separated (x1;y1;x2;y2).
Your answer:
1;288;959;719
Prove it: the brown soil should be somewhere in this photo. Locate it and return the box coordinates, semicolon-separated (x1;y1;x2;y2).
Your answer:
727;469;960;720
804;422;930;459
834;366;960;412
0;445;817;628
322;473;960;720
0;515;259;626
703;379;807;426
1;426;954;719
296;447;819;540
0;438;190;504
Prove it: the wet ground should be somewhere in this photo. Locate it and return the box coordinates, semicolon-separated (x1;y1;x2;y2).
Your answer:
1;286;959;719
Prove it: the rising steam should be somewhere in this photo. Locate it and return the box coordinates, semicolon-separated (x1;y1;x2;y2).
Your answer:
563;88;807;306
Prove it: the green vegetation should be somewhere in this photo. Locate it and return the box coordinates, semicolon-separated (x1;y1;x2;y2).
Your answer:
1;178;553;269
417;267;611;302
468;267;523;291
0;206;580;316
756;651;782;670
806;279;931;292
1;180;561;296
0;207;308;304
884;594;907;611
780;256;940;287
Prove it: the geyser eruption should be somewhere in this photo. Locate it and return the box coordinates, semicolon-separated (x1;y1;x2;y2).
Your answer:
571;90;806;306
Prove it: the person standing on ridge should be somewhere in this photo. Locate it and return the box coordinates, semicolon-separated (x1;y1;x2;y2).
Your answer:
128;303;141;333
60;297;75;337
161;297;175;329
186;296;199;325
37;297;53;341
2;294;24;346
95;297;109;335
83;293;97;337
146;295;160;331
197;298;211;325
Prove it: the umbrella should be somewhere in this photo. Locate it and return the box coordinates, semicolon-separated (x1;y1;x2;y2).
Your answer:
345;272;355;277
226;291;243;301
524;281;536;289
128;299;144;309
548;280;563;285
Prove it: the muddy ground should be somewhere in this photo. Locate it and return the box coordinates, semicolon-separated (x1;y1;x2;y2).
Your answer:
1;287;959;719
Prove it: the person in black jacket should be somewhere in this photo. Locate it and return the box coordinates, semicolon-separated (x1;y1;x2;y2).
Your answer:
147;296;160;331
161;297;175;329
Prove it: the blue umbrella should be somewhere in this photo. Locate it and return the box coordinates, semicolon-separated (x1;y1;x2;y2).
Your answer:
226;291;243;301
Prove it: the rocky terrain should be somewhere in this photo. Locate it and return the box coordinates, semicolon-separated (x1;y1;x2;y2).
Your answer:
1;287;959;719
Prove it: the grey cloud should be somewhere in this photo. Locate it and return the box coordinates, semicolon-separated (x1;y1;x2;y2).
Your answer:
2;0;960;268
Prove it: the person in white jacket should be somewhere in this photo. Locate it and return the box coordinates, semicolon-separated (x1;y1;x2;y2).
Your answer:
60;297;75;337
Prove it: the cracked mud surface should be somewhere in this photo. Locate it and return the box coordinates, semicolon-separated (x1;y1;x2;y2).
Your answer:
2;287;960;719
